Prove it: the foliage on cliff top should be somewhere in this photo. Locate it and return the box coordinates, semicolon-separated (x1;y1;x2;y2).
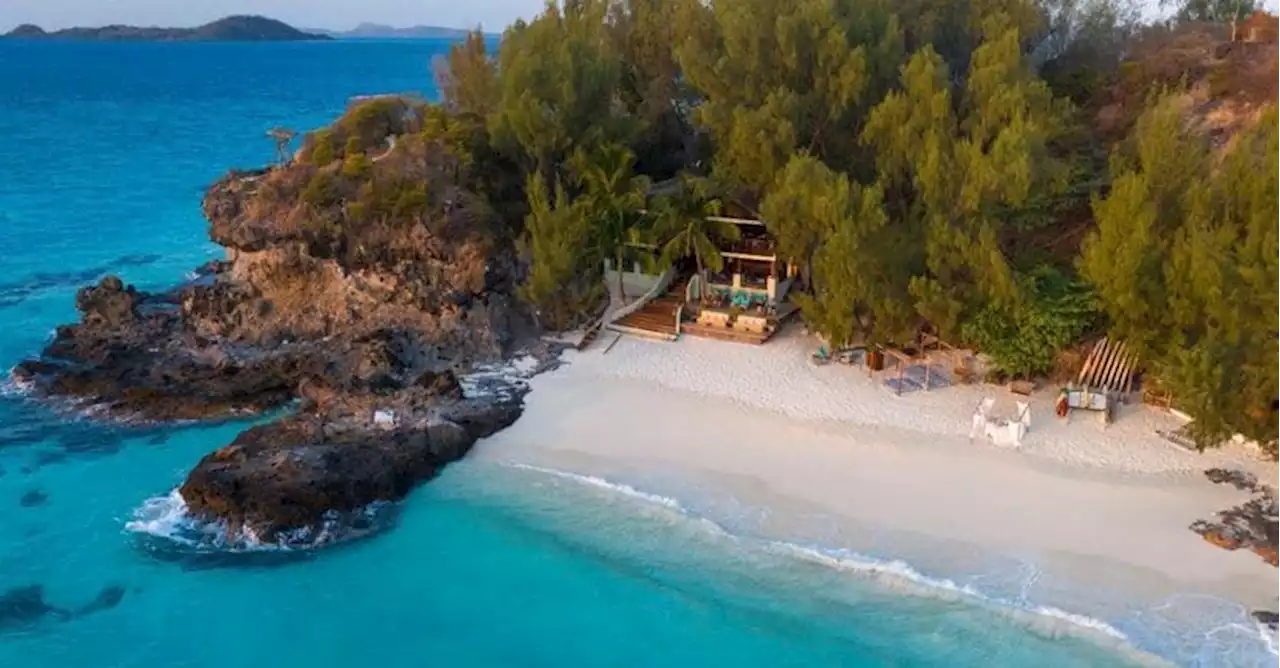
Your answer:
226;113;503;282
298;97;422;167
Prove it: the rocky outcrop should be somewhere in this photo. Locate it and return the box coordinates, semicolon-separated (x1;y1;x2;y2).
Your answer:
1190;468;1279;567
14;100;540;547
179;372;523;543
12;269;307;421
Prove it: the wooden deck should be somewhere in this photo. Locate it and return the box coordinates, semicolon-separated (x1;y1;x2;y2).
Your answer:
605;280;799;345
679;302;799;345
608;279;686;340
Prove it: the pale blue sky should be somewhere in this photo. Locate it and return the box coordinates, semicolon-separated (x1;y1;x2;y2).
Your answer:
1;0;546;32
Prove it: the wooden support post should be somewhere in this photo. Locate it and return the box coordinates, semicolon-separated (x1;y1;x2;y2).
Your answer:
897;362;904;396
924;362;932;392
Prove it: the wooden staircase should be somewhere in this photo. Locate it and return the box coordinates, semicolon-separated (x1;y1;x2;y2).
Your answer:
576;317;604;350
608;279;687;340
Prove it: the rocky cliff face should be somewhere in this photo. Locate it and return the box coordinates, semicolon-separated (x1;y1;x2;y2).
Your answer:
14;99;541;546
1095;25;1278;146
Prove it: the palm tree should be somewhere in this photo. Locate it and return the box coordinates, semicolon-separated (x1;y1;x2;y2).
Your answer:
569;144;650;301
651;175;740;298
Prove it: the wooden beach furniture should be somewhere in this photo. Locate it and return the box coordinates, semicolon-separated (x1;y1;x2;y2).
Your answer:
697;310;731;328
879;329;964;395
735;313;768;334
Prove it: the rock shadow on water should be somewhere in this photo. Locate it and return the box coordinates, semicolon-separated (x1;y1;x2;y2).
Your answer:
1;388;222;473
19;488;48;507
0;253;162;310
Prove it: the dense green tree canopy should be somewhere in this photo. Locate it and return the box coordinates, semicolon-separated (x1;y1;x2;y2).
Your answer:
676;0;904;191
489;0;637;174
423;0;1278;455
1082;97;1277;451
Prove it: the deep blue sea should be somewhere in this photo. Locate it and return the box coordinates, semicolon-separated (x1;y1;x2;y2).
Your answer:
0;38;1262;668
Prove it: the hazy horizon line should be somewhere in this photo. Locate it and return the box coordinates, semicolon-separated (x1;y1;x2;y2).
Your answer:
1;16;507;35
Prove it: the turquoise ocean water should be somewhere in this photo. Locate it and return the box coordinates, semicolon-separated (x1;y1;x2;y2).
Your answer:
0;39;1266;667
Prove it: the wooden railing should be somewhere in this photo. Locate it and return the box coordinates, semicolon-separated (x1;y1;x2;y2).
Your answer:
576;312;606;350
606;265;677;325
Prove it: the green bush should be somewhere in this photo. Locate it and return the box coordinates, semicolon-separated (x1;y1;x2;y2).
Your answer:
344;136;364;157
961;268;1099;379
301;172;339;208
391;185;430;219
341;153;372;179
340;98;402;149
309;132;337;166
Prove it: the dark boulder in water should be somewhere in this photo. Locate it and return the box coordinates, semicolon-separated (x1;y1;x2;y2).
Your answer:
76;585;126;616
33;450;68;468
0;584;126;631
0;585;66;629
1253;610;1278;631
178;370;524;545
19;489;48;507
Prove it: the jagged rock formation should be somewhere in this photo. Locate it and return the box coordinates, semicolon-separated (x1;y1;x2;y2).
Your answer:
1190;468;1279;567
14;98;537;544
179;367;524;543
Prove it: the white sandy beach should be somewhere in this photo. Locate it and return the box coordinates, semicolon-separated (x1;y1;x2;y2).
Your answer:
472;329;1278;661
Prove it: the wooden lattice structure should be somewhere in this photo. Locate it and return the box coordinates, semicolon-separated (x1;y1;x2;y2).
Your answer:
1066;337;1139;424
1076;337;1139;394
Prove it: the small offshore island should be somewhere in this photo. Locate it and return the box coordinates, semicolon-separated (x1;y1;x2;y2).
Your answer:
3;15;329;42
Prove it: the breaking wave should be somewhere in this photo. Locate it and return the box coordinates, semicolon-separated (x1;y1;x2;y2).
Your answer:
506;462;687;511
125;489;397;556
497;461;1273;667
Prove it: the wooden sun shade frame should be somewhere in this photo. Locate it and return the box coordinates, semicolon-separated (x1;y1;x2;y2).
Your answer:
1075;337;1138;395
881;333;963;396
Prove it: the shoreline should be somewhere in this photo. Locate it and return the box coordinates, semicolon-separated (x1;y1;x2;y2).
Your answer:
471;330;1278;665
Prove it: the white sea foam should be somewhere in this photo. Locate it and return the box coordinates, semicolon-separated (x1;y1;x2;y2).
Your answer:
768;541;983;600
765;541;1139;646
1;367;35;396
1259;621;1280;657
458;354;547;399
125;489;393;552
502;462;1159;658
506;462;686;511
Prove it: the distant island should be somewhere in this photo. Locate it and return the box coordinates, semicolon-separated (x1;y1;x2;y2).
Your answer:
2;15;329;42
310;23;490;40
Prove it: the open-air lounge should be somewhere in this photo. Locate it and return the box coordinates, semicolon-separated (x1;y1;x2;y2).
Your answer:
811;327;974;395
684;223;799;343
605;185;801;344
